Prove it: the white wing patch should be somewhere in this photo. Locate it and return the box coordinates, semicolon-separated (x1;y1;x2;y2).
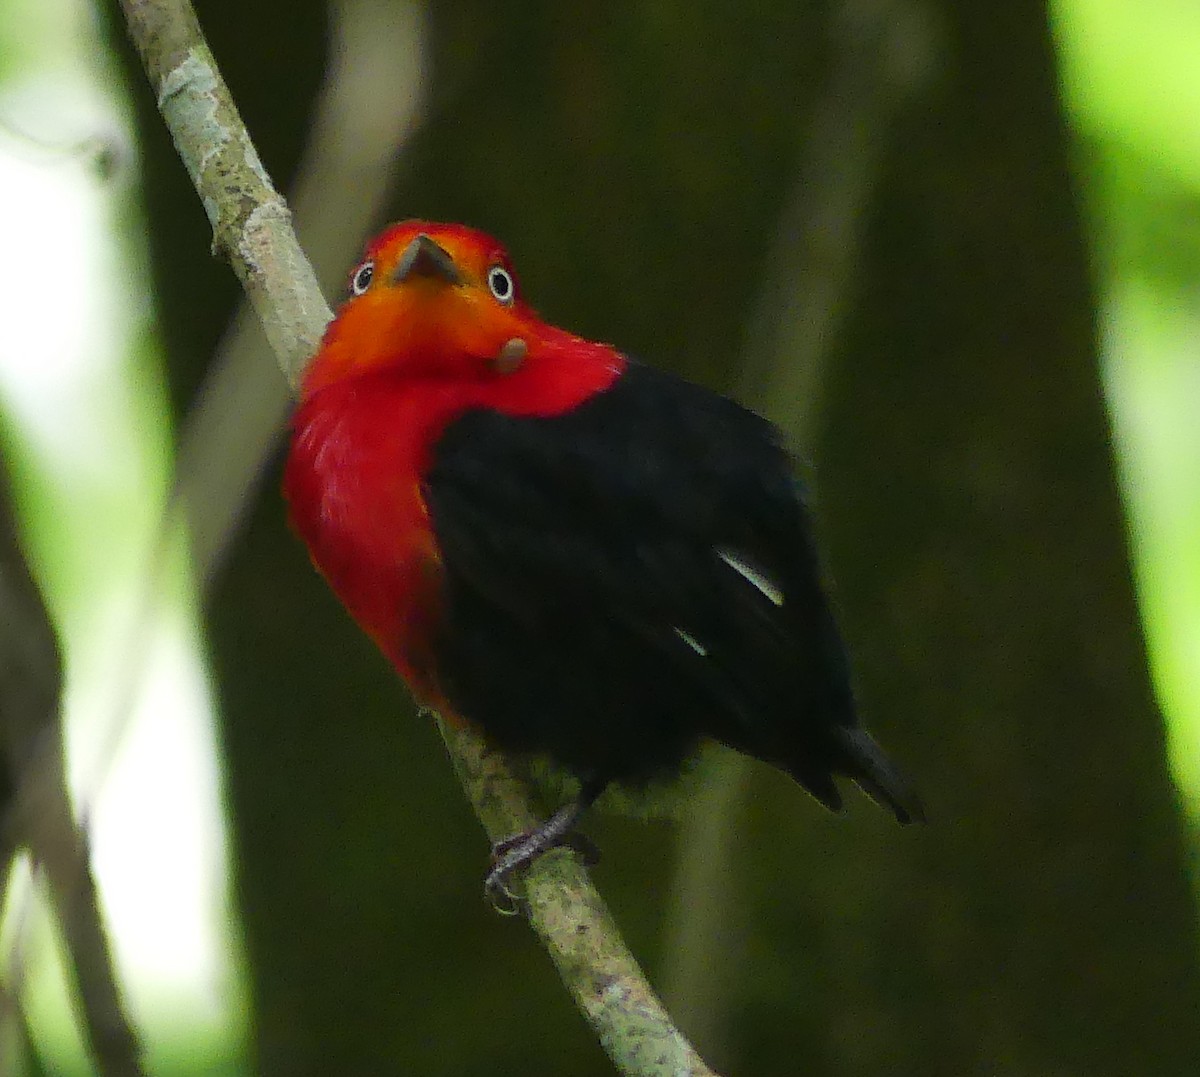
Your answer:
674;627;709;656
717;547;785;607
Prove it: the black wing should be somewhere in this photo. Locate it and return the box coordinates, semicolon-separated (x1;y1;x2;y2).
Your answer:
424;361;920;821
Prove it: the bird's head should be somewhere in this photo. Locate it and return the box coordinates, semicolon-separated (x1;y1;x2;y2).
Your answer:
301;221;554;397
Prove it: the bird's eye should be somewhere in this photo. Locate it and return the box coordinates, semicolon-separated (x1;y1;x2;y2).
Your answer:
350;261;374;296
487;265;515;305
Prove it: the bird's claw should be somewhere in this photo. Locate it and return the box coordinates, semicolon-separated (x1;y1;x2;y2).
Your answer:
484;834;538;915
491;830;601;867
483;829;602;915
483;868;525;916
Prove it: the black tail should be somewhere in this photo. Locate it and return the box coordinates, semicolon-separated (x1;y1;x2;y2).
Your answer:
832;727;925;825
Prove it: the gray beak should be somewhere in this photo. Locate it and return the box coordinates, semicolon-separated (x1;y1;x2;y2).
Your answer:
391;234;462;286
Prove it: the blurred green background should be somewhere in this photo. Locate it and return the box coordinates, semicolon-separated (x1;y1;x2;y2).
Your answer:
0;1;1198;1074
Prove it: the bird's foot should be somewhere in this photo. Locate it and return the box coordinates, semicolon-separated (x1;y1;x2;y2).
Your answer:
482;779;608;914
484;825;601;915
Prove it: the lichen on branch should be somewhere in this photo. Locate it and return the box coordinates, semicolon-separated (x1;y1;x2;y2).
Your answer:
120;0;328;387
116;2;720;1073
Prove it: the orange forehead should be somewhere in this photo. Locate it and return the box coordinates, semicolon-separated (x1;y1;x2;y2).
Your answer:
362;220;515;286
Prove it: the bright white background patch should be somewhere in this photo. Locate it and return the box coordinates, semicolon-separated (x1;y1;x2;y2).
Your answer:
0;0;243;1069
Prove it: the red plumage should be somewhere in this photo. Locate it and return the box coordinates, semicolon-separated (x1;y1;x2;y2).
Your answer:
287;222;624;705
285;221;922;900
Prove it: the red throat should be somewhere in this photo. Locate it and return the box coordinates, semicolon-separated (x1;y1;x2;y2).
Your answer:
287;219;628;699
286;320;626;701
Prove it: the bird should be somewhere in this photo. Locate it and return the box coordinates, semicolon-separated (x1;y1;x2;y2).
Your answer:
284;220;923;904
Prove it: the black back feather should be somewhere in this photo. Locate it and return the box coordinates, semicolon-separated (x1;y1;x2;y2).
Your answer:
424;362;920;821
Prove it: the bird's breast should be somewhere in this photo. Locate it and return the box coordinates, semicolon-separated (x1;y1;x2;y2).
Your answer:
284;378;468;700
284;348;625;699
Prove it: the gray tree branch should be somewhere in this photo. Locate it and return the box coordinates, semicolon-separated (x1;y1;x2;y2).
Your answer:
116;2;719;1072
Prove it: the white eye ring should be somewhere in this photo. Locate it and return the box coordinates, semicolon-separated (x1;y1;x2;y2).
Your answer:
487;265;515;305
350;260;374;296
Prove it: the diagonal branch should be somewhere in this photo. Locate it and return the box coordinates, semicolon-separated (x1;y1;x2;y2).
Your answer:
117;1;328;388
0;461;145;1077
116;2;720;1073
